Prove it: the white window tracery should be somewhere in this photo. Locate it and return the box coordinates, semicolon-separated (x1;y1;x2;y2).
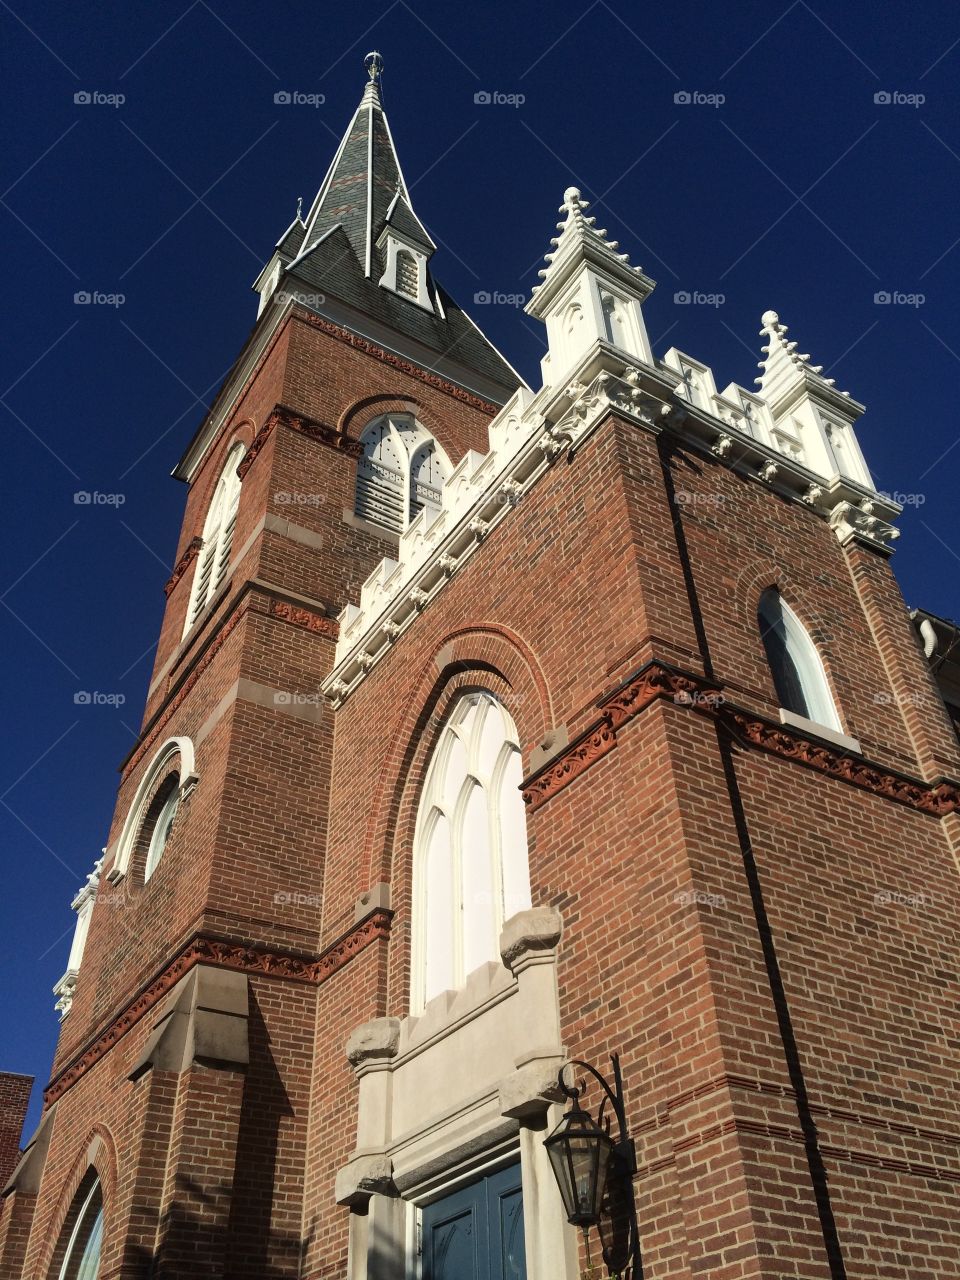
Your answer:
355;415;450;534
109;737;197;884
144;780;181;882
184;442;245;634
412;691;531;1011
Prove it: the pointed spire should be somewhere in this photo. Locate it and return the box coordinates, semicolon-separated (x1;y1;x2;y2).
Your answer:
525;186;657;379
295;51;417;277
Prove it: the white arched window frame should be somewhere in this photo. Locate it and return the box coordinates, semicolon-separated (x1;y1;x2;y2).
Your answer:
411;691;532;1013
355;415;451;534
183;442;245;635
758;589;842;732
57;1173;104;1280
108;737;197;884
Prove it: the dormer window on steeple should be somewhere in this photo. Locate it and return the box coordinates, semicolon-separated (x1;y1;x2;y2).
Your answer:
355;414;450;534
377;230;432;310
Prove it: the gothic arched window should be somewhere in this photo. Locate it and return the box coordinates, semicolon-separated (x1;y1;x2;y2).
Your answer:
355;415;450;534
184;441;245;634
600;292;626;348
56;1173;104;1280
412;691;531;1011
758;588;841;731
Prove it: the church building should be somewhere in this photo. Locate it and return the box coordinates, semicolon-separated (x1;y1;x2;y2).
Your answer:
3;52;960;1280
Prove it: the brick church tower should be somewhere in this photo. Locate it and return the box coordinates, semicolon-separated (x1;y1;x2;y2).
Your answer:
4;52;960;1280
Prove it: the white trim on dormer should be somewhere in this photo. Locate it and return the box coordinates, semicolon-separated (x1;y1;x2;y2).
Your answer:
285;221;343;276
384;189;436;251
377;225;433;311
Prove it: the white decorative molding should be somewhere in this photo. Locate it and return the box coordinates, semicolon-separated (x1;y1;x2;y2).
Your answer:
779;707;861;754
829;498;901;552
339;906;565;1196
53;857;103;1018
321;195;902;707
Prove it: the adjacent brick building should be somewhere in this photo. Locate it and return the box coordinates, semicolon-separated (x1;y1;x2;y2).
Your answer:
3;52;959;1280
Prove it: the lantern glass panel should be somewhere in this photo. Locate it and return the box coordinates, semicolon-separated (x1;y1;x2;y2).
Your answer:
545;1107;615;1226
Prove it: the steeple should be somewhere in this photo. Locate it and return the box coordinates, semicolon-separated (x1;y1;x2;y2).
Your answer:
251;53;523;403
296;51;433;276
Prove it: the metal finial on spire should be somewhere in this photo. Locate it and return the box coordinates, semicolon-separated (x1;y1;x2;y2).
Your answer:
365;51;383;82
296;196;303;221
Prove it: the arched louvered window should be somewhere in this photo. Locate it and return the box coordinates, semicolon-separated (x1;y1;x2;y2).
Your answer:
412;691;532;1011
396;249;418;299
57;1173;104;1280
184;442;245;634
355;415;449;534
758;588;841;731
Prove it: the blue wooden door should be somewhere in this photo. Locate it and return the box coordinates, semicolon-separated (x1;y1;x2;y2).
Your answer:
422;1164;526;1280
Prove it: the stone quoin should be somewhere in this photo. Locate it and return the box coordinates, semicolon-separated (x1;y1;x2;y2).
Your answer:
4;50;960;1280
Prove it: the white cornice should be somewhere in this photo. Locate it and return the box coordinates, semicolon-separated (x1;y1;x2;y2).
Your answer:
322;343;902;708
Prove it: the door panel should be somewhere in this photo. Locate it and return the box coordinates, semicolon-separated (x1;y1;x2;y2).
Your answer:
422;1163;526;1280
487;1165;526;1280
423;1184;481;1280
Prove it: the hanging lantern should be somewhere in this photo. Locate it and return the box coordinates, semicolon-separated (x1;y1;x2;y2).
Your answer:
544;1093;615;1227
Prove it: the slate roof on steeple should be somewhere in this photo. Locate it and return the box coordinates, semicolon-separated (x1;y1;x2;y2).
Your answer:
383;189;435;251
268;53;523;400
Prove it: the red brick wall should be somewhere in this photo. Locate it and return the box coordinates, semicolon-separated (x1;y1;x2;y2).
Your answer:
21;309;960;1280
0;1073;32;1184
307;411;960;1276
23;313;500;1279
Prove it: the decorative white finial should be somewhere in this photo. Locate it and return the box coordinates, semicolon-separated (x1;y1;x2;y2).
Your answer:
761;309;779;327
296;195;303;221
561;186;587;215
365;51;383;82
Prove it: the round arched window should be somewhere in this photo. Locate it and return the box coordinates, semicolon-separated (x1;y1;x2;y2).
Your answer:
143;775;180;882
57;1174;104;1280
757;588;841;731
354;415;450;534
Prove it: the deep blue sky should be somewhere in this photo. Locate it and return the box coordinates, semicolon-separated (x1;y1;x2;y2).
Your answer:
3;1;959;1136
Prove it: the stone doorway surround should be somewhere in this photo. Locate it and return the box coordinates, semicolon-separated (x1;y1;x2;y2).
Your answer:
336;906;579;1280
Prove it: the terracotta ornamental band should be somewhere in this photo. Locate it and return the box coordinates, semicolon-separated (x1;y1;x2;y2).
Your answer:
43;910;393;1108
522;660;960;816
